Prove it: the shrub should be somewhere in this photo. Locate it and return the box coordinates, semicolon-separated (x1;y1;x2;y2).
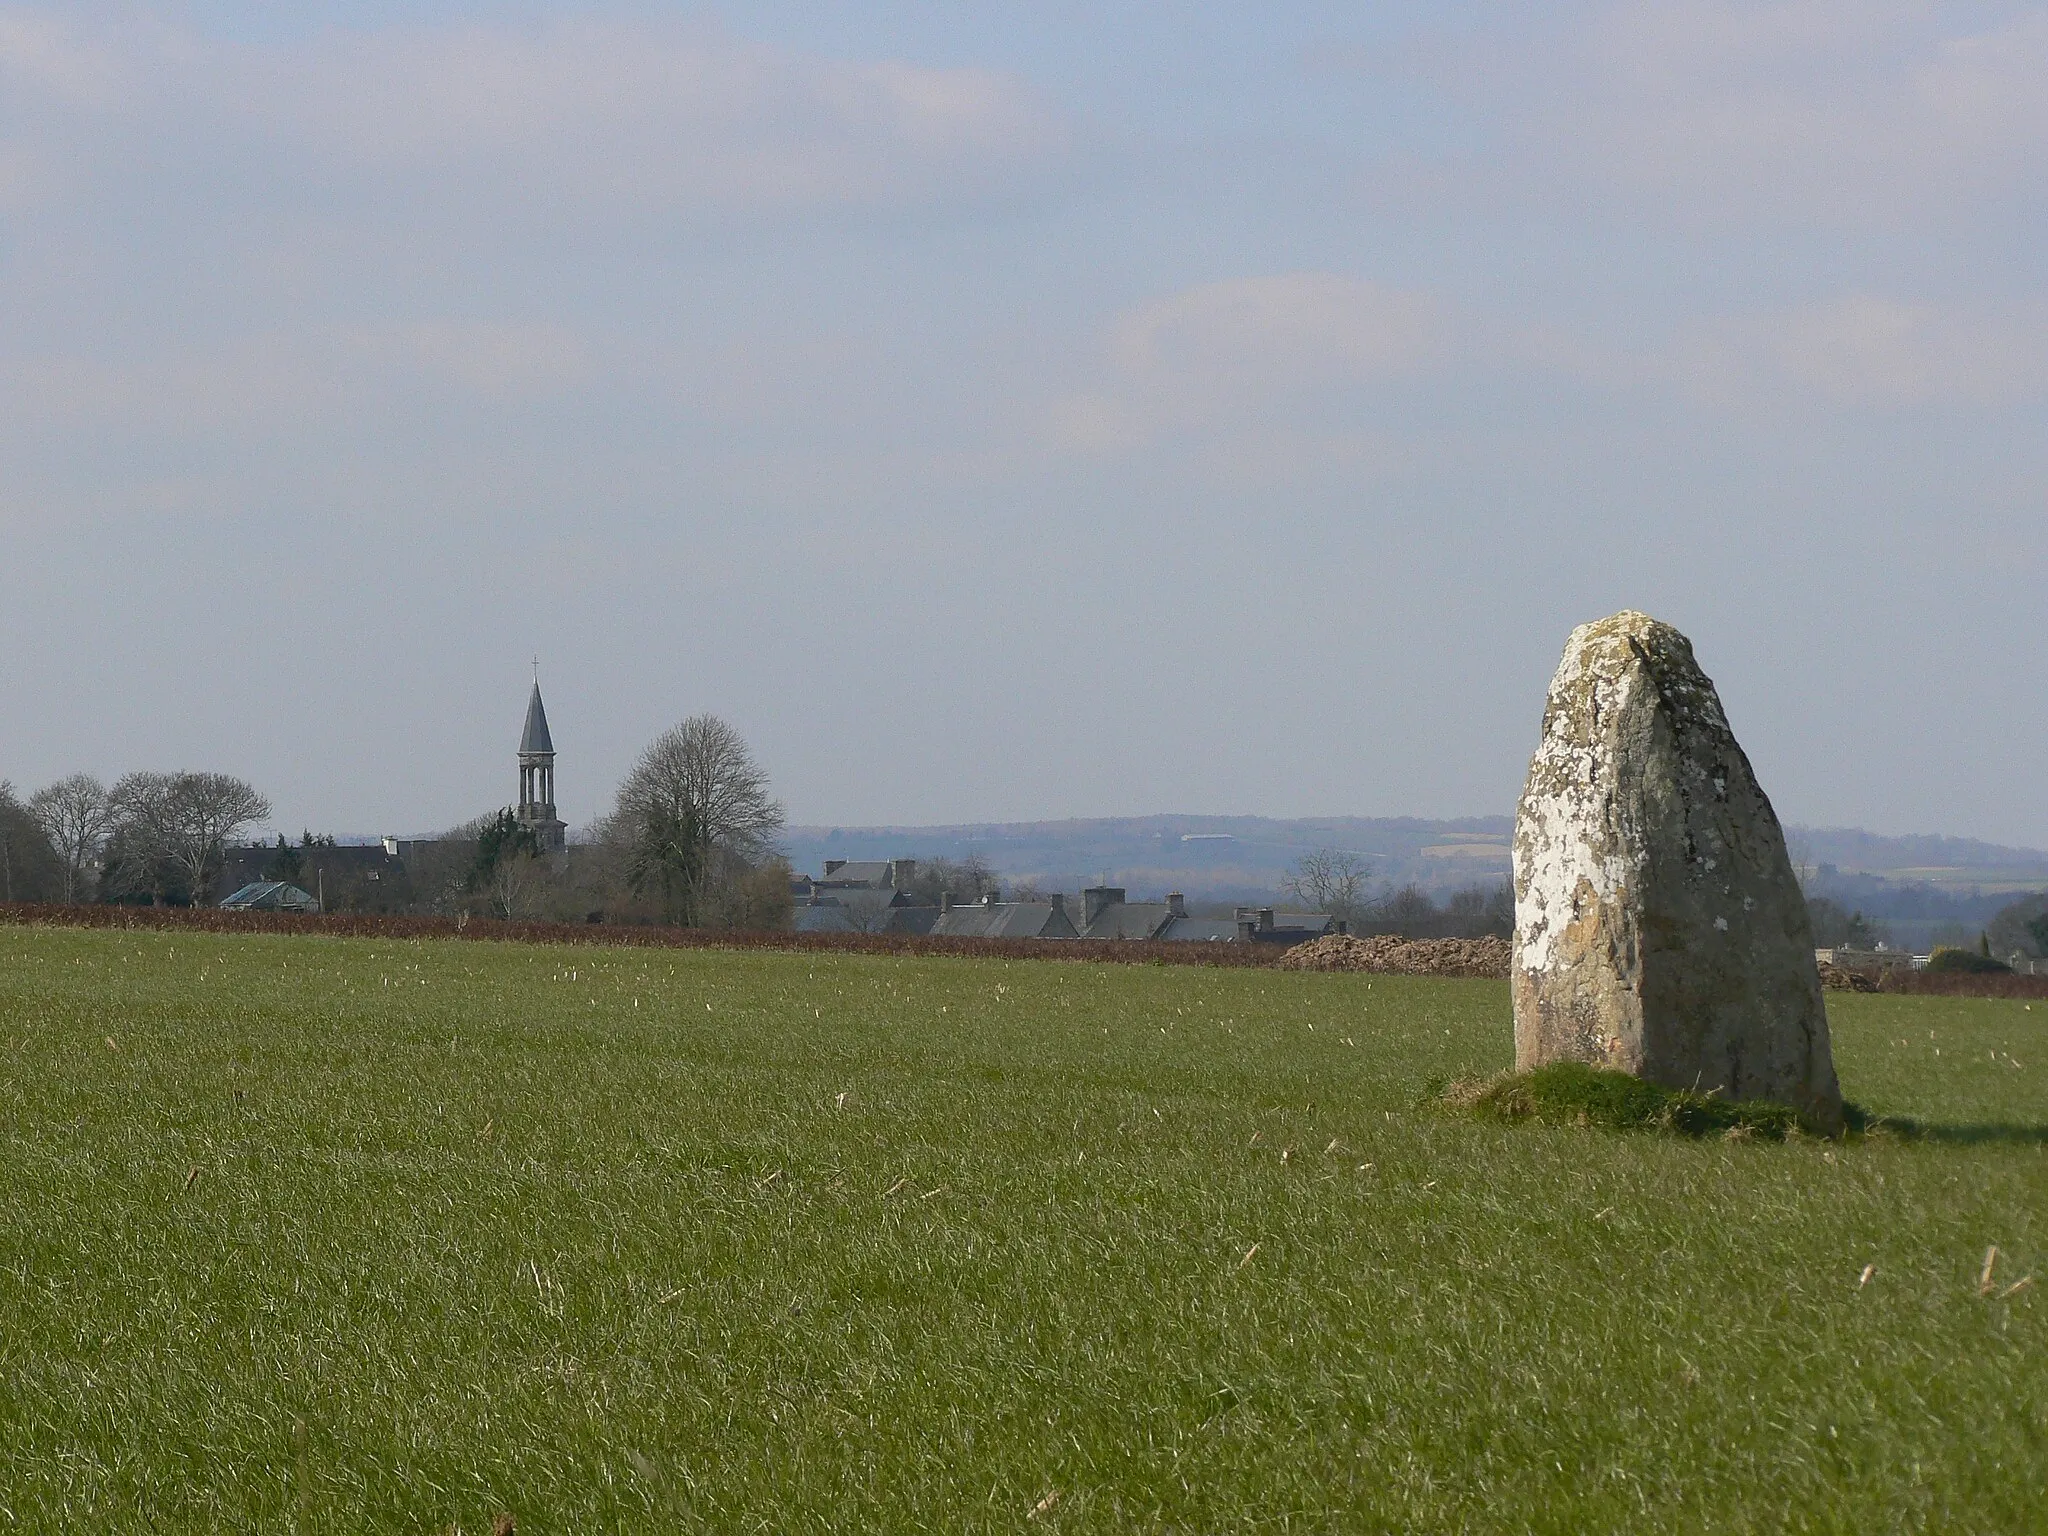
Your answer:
1925;946;2012;975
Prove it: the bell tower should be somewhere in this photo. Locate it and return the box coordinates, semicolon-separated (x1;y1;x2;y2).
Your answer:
517;674;567;853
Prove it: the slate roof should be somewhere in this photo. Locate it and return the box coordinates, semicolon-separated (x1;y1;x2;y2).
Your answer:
799;887;915;909
219;881;321;913
814;861;895;887
885;905;941;936
792;900;943;937
520;684;555;756
793;904;858;934
1156;915;1246;942
930;901;1079;940
1080;902;1173;940
1267;914;1339;941
1157;912;1340;943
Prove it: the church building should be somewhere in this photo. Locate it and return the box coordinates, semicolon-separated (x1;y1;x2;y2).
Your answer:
517;682;568;852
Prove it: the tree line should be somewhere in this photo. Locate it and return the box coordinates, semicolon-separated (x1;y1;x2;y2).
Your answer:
447;715;793;927
0;714;796;929
1;772;272;906
1282;848;1514;939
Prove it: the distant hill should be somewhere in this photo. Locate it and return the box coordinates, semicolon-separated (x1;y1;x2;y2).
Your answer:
788;814;1506;903
784;815;2048;905
1786;827;2048;892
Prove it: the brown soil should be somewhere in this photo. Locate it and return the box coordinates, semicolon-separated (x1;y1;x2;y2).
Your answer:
1278;933;1512;979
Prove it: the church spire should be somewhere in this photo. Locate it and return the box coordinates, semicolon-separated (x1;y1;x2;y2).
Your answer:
516;675;566;853
520;682;555;755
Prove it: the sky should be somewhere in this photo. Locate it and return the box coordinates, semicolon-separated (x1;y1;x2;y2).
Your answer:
3;1;2044;845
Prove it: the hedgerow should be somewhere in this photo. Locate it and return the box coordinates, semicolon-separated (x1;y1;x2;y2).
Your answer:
0;902;1284;968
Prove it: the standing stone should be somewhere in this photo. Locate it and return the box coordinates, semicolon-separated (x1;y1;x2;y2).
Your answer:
1511;611;1844;1132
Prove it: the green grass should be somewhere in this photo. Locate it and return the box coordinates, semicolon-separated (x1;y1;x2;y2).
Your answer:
1;927;2043;1533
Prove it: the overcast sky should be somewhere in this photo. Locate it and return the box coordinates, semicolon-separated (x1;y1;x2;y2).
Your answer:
3;1;2043;845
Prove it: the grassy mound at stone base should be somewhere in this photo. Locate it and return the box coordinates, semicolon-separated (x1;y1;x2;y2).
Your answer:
1440;1061;1864;1140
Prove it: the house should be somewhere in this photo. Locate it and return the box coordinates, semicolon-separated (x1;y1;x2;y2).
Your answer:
792;857;923;902
793;886;940;935
213;838;412;910
1078;887;1176;940
791;857;939;934
219;881;321;914
809;858;921;891
930;892;1080;939
1159;905;1343;944
792;900;862;935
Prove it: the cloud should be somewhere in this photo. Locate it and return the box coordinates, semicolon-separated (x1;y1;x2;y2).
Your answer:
1111;273;1440;380
260;24;1061;212
1594;4;2047;218
1475;289;2048;411
5;322;591;434
1051;274;1444;453
368;321;592;399
1378;1;2048;227
1678;294;2048;407
0;9;141;105
0;11;1067;217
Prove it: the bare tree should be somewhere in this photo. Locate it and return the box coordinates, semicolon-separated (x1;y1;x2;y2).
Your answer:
105;772;178;903
162;773;271;904
480;848;547;920
1362;883;1440;937
702;854;796;931
465;807;545;920
107;771;269;906
27;774;117;903
832;888;899;933
1786;834;1814;892
1283;847;1371;925
608;715;784;926
0;781;64;902
904;854;999;905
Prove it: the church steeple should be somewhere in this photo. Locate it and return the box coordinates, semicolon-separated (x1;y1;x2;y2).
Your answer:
520;683;554;756
517;677;567;853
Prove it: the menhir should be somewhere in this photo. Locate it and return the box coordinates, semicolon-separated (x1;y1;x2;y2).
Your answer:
1511;611;1844;1133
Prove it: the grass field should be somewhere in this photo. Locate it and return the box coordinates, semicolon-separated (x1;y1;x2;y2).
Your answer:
1;925;2043;1533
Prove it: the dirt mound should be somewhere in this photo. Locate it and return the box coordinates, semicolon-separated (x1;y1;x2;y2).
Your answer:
1817;962;1878;993
1279;933;1511;979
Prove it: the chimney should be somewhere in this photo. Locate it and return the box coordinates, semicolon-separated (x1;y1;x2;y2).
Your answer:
1166;891;1186;918
1236;914;1257;942
888;858;916;890
824;860;846;877
1082;886;1124;929
1258;907;1276;933
940;892;953;914
1049;893;1066;915
382;836;399;857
